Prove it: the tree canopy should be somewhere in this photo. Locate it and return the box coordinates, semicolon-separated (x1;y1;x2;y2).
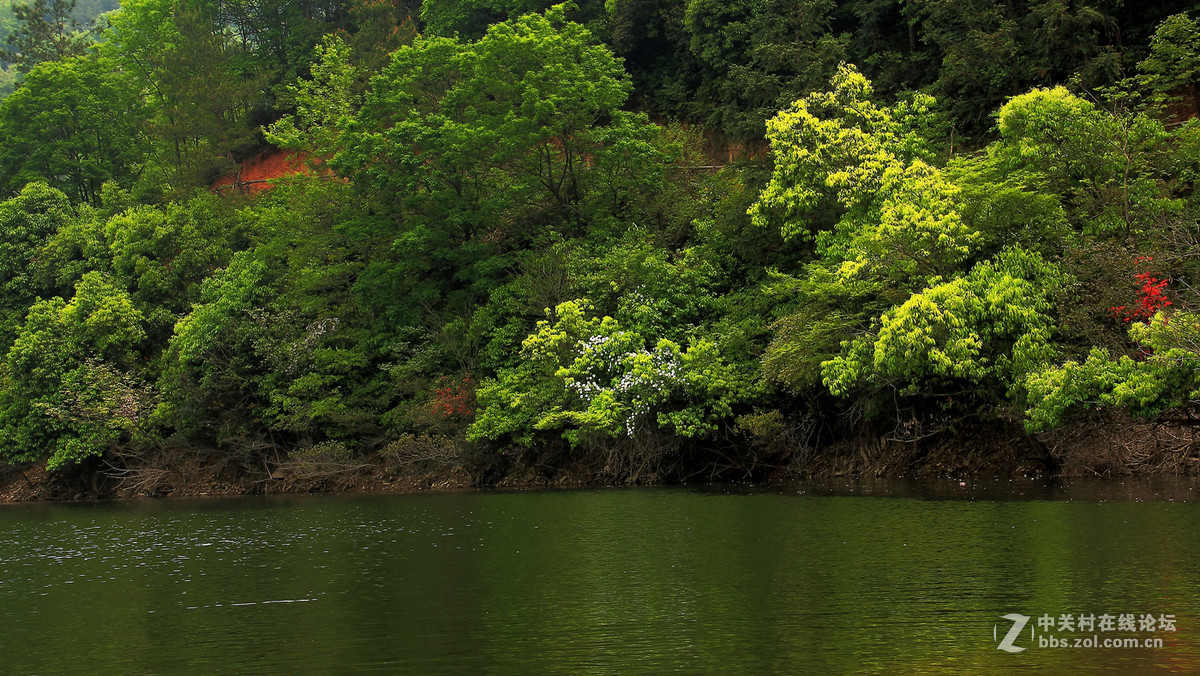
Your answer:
0;1;1198;484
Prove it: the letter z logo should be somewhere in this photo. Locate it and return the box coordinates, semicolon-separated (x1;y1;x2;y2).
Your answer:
996;613;1031;653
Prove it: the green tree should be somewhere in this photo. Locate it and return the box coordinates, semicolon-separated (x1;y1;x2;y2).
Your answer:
338;5;659;229
335;6;663;374
159;247;280;446
104;0;270;193
420;0;556;38
0;271;149;469
159;178;384;450
0;53;147;204
748;64;943;247
835;0;936;98
986;86;1172;241
265;34;358;160
0;64;17;98
905;0;1123;134
2;0;91;74
103;193;245;345
750;65;965;391
822;247;1069;404
683;0;844;142
1138;12;1200;112
0;183;74;343
469;299;744;446
1024;312;1200;431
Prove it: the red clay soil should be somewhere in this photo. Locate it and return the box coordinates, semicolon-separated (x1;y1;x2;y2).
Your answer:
211;148;313;194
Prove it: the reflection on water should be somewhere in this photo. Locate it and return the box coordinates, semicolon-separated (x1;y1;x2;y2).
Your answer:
1;480;1198;673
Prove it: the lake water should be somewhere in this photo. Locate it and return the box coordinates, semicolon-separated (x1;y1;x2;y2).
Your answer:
1;479;1199;673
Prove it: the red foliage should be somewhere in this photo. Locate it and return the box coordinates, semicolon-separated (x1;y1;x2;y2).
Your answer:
1109;257;1172;324
430;374;475;418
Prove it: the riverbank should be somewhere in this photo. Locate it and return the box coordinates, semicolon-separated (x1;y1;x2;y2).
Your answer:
2;409;1198;503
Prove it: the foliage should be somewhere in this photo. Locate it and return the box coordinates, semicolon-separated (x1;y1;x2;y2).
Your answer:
2;0;92;74
944;152;1073;258
752;66;973;394
0;53;146;203
159;247;279;445
0;64;18;99
749;64;943;247
265;35;358;159
822;248;1069;402
0;271;148;468
987;86;1173;241
0;183;74;343
420;0;559;39
103;0;276;192
335;6;666;386
158;178;388;450
1025;312;1200;431
469;300;745;445
682;0;844;142
1109;269;1172;324
338;6;662;233
903;0;1124;134
0;1;1197;479
106;194;245;342
1138;12;1200;111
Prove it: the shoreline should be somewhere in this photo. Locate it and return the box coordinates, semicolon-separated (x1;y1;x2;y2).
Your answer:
3;409;1198;504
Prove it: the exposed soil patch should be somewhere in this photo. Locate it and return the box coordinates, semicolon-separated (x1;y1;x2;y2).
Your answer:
210;148;312;194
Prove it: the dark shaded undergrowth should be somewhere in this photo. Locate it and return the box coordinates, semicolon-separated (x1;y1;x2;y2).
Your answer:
5;410;1199;503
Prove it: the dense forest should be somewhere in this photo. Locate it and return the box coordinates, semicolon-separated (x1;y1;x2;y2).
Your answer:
0;0;1199;495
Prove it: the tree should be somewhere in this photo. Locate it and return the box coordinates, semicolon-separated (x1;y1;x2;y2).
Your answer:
905;0;1123;134
822;247;1068;404
1024;312;1200;432
0;63;17;98
265;34;358;160
750;65;967;391
420;0;557;39
0;271;149;469
0;183;74;344
103;0;270;192
683;0;844;142
103;193;245;345
748;64;944;248
986;86;1172;241
158;178;385;450
0;53;147;204
2;0;91;74
469;299;744;446
1138;12;1200;113
835;0;936;98
338;5;660;229
334;6;664;375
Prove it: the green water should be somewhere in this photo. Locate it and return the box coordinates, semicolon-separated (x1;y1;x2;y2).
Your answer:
1;480;1199;674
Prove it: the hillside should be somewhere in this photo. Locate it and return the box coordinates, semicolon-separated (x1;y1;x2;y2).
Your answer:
0;1;1199;497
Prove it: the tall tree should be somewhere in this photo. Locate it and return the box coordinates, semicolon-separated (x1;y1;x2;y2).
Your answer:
0;53;147;204
104;0;269;192
335;5;663;306
905;0;1124;134
683;0;844;143
2;0;90;74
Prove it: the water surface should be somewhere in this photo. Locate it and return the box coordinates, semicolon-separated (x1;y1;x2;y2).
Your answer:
1;479;1198;673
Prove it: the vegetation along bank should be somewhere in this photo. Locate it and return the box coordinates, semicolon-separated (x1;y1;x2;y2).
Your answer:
2;0;1200;500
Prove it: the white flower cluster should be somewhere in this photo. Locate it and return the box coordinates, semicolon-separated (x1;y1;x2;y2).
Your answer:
565;334;685;436
565;333;615;400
